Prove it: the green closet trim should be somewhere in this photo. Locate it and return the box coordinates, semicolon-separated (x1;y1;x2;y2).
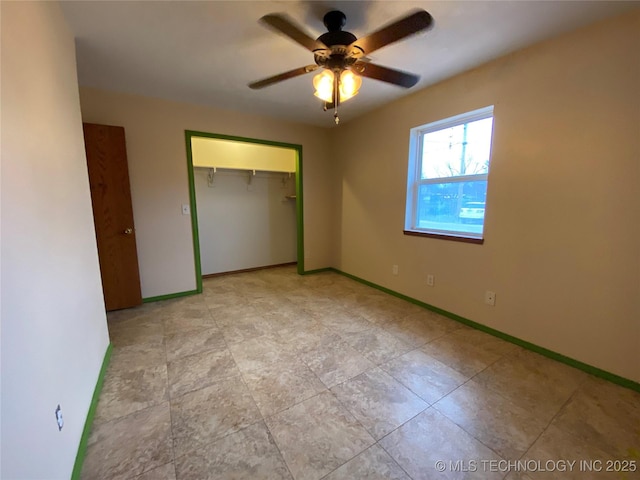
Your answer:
71;343;113;480
185;131;203;293
329;268;640;393
184;130;305;280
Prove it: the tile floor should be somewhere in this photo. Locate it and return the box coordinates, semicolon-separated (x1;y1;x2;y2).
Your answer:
81;266;640;480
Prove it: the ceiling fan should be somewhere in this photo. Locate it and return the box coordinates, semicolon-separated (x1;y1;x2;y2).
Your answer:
248;9;434;124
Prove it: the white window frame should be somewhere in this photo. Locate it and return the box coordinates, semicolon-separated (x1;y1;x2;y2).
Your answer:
404;106;494;242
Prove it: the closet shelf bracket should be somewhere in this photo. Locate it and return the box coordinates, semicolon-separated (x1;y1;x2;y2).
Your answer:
207;167;216;187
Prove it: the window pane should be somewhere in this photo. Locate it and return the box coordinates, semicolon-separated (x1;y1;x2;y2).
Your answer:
416;180;488;235
421;117;493;180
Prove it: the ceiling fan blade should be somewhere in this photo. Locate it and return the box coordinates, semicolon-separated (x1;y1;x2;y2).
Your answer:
353;62;419;88
350;10;433;55
260;14;327;52
248;65;318;89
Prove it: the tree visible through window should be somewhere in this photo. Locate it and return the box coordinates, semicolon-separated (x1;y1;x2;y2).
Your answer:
405;106;494;241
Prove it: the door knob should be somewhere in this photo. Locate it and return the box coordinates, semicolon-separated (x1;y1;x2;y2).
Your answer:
123;228;133;235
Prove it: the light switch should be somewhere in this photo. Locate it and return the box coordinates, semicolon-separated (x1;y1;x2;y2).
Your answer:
182;204;190;215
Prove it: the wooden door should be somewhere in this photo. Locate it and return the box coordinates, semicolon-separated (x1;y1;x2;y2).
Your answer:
83;123;142;311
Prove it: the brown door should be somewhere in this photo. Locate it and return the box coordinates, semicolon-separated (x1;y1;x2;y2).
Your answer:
83;123;142;311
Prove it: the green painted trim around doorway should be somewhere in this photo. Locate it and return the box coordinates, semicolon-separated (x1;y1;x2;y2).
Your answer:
295;147;305;275
185;131;203;294
71;343;113;480
328;268;640;393
184;130;305;281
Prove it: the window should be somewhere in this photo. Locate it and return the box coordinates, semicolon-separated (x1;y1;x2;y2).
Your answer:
404;106;494;243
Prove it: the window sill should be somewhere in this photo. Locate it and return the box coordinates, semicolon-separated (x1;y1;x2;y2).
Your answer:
403;229;484;244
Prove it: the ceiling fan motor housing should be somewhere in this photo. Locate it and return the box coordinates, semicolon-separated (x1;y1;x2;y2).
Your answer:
317;10;357;47
315;11;362;70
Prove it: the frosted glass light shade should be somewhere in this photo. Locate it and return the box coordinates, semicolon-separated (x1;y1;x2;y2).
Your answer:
313;70;334;102
339;70;361;102
313;69;362;103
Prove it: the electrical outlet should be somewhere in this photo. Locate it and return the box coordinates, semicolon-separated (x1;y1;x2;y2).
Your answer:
427;274;434;286
55;405;64;431
392;265;399;276
485;291;496;306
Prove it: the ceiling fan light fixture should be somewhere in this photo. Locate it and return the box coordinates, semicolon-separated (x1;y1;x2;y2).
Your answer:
313;70;335;102
339;70;361;102
313;69;362;103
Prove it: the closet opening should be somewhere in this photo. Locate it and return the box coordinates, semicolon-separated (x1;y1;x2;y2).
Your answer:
185;131;304;292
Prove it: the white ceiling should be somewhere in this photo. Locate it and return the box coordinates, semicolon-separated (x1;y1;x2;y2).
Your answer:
60;1;638;127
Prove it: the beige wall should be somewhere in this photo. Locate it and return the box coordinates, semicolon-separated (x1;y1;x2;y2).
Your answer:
331;11;640;382
79;89;334;298
1;2;111;477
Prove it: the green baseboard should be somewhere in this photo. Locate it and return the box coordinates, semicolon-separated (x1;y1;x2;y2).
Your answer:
71;343;113;480
143;289;199;303
329;268;640;393
301;267;333;275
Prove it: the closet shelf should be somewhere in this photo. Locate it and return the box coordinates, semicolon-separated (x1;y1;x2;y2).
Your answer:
195;165;294;174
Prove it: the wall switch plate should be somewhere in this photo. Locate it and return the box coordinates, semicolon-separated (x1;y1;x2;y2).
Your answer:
485;291;496;306
392;265;399;276
427;274;434;286
181;204;190;215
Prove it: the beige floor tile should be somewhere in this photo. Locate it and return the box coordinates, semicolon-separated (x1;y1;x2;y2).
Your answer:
338;291;390;311
323;444;410;480
276;321;338;355
94;362;168;424
287;294;345;315
380;408;504;480
434;379;548;459
106;303;160;325
402;309;465;334
162;307;217;336
217;311;277;344
262;308;317;331
81;403;172;480
503;472;535;480
230;337;327;416
297;338;376;388
381;348;470;404
331;368;428;439
167;347;240;398
358;302;411;327
174;422;292;480
522;424;618;480
265;391;375;480
228;333;290;361
108;315;164;347
170;375;262;457
421;330;509;378
164;326;226;362
317;309;374;335
108;342;167;370
382;314;454;349
85;267;639;480
550;376;640;458
134;462;176;480
202;290;246;308
341;326;414;365
448;328;519;357
474;349;586;423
